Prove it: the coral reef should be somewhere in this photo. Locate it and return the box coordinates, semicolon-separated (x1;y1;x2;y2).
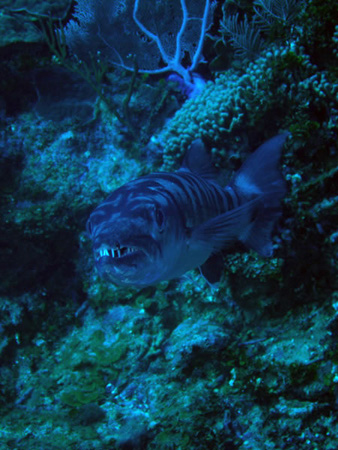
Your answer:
159;41;337;171
0;0;338;448
64;0;214;94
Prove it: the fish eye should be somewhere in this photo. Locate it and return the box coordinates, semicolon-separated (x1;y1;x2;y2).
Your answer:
155;207;165;231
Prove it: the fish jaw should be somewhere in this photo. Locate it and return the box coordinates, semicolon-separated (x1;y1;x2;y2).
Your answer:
92;235;163;287
94;243;142;261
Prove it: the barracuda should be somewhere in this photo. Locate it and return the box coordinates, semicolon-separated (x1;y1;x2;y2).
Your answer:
86;134;289;287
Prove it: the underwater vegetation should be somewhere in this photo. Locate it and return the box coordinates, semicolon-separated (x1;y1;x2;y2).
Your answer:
0;0;338;448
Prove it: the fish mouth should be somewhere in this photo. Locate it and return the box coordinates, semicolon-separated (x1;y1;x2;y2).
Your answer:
95;244;145;262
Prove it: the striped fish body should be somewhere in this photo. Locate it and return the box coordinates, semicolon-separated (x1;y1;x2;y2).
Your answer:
87;134;288;287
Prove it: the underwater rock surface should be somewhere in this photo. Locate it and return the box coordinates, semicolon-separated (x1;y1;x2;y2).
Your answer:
0;0;70;47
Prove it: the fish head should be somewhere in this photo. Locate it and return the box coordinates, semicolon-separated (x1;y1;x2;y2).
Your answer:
86;185;183;287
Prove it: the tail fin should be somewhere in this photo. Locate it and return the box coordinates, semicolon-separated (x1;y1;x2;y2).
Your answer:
232;133;289;256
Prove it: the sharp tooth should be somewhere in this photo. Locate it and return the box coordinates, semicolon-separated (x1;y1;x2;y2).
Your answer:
117;249;121;258
100;248;109;257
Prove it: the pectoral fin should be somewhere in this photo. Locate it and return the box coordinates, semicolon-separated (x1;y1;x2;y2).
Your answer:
190;199;259;253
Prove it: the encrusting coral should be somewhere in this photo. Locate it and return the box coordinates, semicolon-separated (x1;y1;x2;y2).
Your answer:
159;40;337;170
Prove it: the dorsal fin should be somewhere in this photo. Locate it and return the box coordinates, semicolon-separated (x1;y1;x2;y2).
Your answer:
180;139;218;180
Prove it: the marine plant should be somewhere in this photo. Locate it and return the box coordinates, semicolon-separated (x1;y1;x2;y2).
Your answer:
39;15;138;135
219;0;304;58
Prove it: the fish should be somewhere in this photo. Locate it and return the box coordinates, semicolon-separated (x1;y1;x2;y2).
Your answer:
86;133;288;287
